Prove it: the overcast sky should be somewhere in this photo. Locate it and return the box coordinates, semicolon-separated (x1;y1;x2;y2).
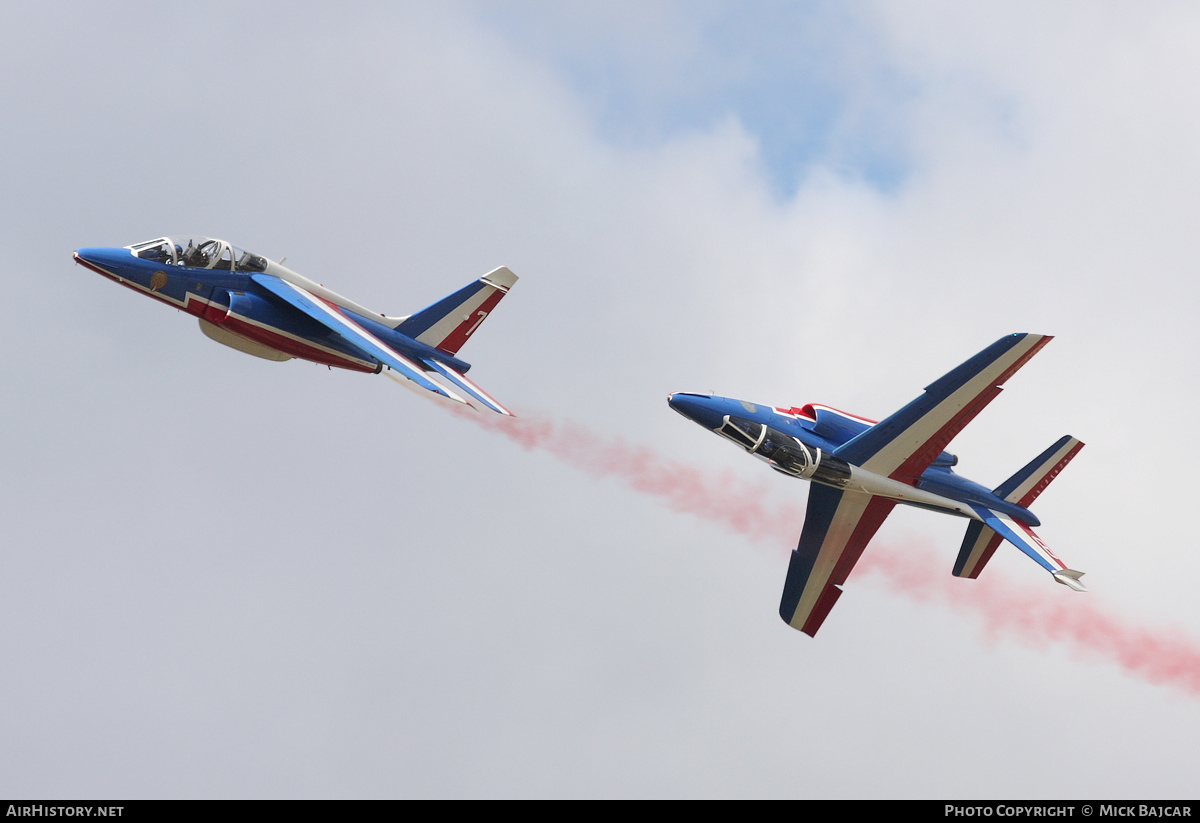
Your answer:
2;1;1199;798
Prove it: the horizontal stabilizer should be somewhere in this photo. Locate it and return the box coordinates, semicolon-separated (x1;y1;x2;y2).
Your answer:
955;435;1084;580
420;357;514;417
953;520;1004;579
993;435;1084;506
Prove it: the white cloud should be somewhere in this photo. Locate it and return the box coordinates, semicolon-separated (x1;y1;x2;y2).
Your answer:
1;0;1197;798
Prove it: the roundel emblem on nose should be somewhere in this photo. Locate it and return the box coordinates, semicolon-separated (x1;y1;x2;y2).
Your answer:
150;271;168;292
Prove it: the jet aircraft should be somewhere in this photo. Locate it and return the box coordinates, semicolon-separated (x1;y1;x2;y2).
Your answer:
73;236;516;415
668;333;1085;636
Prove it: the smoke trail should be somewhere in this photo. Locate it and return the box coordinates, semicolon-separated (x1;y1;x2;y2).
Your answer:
466;412;1200;696
855;542;1200;695
467;411;804;545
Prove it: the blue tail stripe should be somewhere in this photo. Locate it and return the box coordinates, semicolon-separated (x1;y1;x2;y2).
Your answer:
993;434;1075;500
395;280;487;338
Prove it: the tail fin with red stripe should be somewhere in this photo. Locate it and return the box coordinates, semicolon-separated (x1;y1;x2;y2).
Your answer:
394;266;517;356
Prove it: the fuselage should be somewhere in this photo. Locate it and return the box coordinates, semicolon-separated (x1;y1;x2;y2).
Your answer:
667;391;1040;527
73;237;468;374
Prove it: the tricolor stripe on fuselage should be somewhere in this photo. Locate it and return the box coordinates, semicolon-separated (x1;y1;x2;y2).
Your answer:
76;252;384;372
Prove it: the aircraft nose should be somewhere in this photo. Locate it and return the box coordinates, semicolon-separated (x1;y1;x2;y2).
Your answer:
74;247;121;270
667;392;726;430
74;247;136;279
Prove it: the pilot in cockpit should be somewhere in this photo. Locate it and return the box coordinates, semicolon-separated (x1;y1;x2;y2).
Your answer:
135;242;171;264
181;241;209;268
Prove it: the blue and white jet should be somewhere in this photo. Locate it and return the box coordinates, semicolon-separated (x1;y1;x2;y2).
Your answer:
668;333;1085;636
74;236;517;415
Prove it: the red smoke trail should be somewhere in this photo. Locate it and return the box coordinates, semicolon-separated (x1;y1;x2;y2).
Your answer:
855;543;1200;695
467;411;805;545
467;412;1200;696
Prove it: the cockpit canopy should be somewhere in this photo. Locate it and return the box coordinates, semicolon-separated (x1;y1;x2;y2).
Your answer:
127;236;268;273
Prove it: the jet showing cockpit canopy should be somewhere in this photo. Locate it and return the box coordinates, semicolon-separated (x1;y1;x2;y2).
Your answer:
669;333;1087;637
74;236;517;415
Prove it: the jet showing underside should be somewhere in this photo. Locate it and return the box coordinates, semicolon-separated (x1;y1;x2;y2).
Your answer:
669;333;1085;637
74;236;516;415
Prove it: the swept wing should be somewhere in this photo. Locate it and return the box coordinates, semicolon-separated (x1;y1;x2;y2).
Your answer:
780;485;896;636
780;333;1055;634
251;273;484;410
835;333;1052;482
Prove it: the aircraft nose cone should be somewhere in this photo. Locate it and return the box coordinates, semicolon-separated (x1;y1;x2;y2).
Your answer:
74;247;122;270
667;392;725;430
74;247;136;279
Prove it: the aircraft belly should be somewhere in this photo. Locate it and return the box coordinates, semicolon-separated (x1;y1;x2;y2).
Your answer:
204;289;378;372
220;314;378;372
844;466;972;516
198;318;292;361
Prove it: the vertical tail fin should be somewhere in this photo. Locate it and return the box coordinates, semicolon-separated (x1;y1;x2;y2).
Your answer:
953;435;1084;579
394;266;517;356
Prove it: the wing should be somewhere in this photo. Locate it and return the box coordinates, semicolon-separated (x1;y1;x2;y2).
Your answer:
779;484;896;636
835;333;1052;483
250;273;474;407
